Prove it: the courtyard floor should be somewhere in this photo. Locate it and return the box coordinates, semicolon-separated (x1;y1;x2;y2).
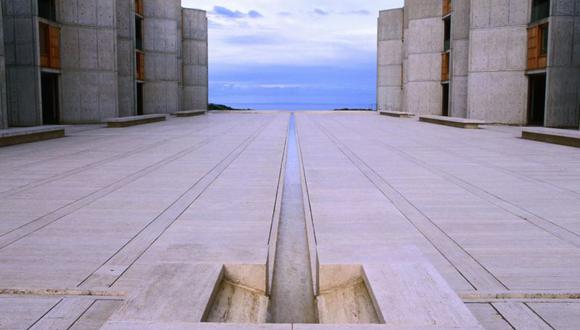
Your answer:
1;112;580;329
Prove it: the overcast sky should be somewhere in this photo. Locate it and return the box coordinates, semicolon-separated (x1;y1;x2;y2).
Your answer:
181;0;404;110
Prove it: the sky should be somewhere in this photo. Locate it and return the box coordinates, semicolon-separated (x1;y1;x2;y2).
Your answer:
181;0;404;110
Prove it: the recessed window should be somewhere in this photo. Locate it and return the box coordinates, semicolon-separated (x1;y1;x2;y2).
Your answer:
539;24;549;55
531;0;550;23
135;17;144;50
443;17;451;51
38;0;56;21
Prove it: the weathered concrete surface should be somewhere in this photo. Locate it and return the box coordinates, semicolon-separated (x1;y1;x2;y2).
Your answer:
544;0;580;128
405;0;444;116
377;9;403;113
58;0;119;123
2;0;42;126
116;0;137;117
467;0;529;124
1;112;580;329
450;0;470;118
182;9;208;112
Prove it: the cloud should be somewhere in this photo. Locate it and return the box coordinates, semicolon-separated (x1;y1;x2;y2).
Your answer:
278;11;292;17
212;6;263;19
223;34;282;45
313;8;329;16
342;10;371;16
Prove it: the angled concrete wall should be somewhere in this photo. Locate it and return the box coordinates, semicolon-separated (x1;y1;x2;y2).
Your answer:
450;0;470;118
467;0;529;124
58;0;119;123
116;0;136;117
143;0;180;115
182;9;208;111
544;0;580;128
2;0;42;126
377;9;404;113
0;3;7;129
405;0;444;115
402;7;409;113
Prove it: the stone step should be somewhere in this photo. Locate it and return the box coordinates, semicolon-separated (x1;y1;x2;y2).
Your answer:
522;127;580;148
0;126;65;147
419;115;486;129
175;110;207;117
105;114;166;128
379;111;415;118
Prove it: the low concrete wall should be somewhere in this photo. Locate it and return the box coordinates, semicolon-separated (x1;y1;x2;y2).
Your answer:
377;9;404;113
181;9;208;111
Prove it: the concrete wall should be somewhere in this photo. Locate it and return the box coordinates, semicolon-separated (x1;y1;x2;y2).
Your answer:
402;7;409;113
116;0;135;117
181;8;208;111
143;0;180;115
405;0;444;115
450;0;470;118
0;3;7;129
467;0;529;124
377;9;404;112
58;0;119;123
2;0;42;126
544;0;580;128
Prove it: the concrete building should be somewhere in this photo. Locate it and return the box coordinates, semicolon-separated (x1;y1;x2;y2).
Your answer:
378;0;580;128
0;0;208;129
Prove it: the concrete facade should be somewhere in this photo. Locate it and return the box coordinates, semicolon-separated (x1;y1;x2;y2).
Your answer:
142;0;179;115
377;9;403;113
2;0;42;127
182;8;208;111
378;0;580;128
467;0;530;124
58;0;119;123
544;0;580;127
0;3;6;129
405;0;444;116
0;1;208;127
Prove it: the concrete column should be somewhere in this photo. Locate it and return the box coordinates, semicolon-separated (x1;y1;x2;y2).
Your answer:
0;3;7;129
405;0;444;116
116;0;136;117
377;9;404;113
402;8;409;113
58;0;119;123
544;0;580;128
2;0;42;127
450;0;470;118
467;0;529;124
142;0;180;115
181;9;208;111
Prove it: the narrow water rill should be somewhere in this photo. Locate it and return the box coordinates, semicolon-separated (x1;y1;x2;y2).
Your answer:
269;114;317;323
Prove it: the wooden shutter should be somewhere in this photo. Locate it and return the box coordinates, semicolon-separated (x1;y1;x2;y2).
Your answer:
135;0;144;15
527;23;548;71
136;52;145;81
48;25;60;69
443;0;452;16
441;52;450;81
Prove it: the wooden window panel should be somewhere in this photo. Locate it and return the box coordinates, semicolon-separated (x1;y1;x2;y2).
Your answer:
443;0;452;16
136;52;145;81
441;52;450;81
48;25;60;69
135;0;144;16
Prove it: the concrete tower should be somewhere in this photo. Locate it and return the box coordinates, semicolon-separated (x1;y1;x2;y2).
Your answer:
181;8;208;111
377;9;404;113
405;0;444;116
0;2;6;129
58;0;119;123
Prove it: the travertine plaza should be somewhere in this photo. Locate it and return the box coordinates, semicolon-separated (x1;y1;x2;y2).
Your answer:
1;1;580;330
